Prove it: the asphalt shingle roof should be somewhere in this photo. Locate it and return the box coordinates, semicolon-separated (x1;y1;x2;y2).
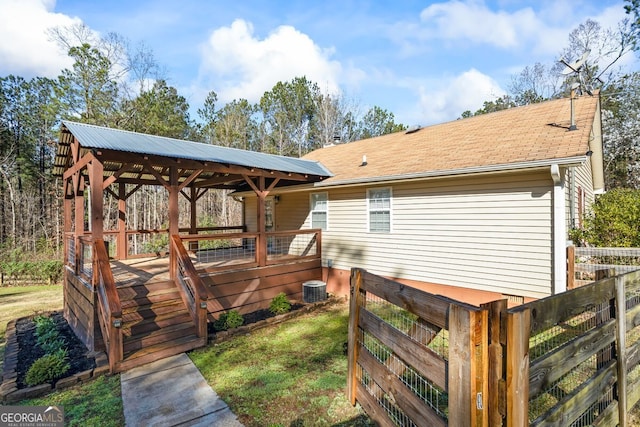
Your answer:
303;94;600;185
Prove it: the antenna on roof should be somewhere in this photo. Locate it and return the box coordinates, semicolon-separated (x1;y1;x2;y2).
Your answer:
558;49;592;131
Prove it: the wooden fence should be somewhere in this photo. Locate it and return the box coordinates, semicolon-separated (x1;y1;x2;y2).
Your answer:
348;268;640;426
507;269;640;427
347;268;488;426
568;246;640;289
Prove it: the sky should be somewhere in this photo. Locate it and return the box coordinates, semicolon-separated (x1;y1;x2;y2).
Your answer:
0;0;637;126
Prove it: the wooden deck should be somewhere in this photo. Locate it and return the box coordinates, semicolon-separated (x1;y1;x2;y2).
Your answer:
109;251;323;317
64;232;323;372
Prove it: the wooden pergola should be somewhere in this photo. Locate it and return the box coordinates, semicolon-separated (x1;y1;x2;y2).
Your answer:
54;121;330;371
55;120;330;271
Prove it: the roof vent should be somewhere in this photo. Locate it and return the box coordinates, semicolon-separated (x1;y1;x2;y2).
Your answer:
405;125;422;134
360;154;367;167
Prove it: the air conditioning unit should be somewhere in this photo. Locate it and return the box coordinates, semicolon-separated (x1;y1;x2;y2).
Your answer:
302;280;327;303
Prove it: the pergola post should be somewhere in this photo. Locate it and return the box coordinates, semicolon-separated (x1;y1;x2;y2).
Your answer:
257;176;267;266
169;166;179;281
63;181;73;266
88;160;104;241
189;186;198;252
117;183;127;260
74;176;85;273
190;187;197;234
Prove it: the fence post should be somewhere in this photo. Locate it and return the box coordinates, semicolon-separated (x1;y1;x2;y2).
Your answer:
506;308;530;427
567;245;575;289
615;275;628;427
481;299;508;427
347;268;364;406
449;304;477;426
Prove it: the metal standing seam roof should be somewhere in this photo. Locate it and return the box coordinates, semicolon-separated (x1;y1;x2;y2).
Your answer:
60;120;332;178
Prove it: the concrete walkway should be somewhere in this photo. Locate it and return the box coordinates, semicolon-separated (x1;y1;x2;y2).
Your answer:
121;353;243;427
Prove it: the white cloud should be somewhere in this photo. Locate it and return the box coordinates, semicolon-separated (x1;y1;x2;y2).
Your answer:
414;69;506;124
197;19;347;103
406;0;630;58
0;0;80;77
418;0;538;49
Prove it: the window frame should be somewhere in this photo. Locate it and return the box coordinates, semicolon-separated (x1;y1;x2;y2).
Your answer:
367;187;392;233
310;192;328;230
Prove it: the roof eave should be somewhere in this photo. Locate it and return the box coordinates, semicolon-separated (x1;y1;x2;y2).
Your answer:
311;156;588;188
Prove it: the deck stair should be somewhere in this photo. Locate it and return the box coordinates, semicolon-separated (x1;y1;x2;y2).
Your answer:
115;279;206;371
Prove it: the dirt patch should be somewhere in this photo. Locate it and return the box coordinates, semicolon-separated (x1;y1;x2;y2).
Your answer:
14;311;95;388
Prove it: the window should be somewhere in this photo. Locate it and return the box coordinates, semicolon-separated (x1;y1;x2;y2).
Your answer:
368;188;391;232
310;192;328;230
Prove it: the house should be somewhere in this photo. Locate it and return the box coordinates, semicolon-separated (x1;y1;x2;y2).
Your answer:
241;93;604;302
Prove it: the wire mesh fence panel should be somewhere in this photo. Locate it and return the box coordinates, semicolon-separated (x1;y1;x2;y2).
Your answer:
79;239;93;280
509;271;640;427
127;231;169;257
187;236;257;268
67;235;75;267
365;292;449;360
347;269;483;427
573;247;640;287
266;231;319;260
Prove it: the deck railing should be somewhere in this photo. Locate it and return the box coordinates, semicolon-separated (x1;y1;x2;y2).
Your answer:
170;235;218;338
180;229;322;272
99;226;246;259
94;238;123;373
78;236;94;283
266;229;321;264
65;233;76;269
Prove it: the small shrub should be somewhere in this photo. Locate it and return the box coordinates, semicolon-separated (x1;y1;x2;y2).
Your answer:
25;349;70;386
269;292;291;315
214;310;244;331
34;315;66;353
34;315;57;336
37;331;67;354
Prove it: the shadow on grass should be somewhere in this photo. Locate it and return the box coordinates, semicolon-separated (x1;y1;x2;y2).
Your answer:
190;302;372;426
288;414;374;426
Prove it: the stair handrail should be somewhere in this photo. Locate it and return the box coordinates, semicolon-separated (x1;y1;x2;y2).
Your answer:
94;238;123;373
171;235;210;338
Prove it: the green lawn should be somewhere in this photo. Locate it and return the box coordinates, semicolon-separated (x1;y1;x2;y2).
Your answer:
0;284;63;373
189;302;372;427
4;285;640;426
17;375;124;427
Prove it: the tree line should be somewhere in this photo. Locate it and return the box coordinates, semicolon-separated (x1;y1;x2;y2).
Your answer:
461;13;640;191
0;24;405;259
3;2;640;260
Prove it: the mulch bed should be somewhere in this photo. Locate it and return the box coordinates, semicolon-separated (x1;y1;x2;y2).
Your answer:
15;311;95;388
207;303;304;335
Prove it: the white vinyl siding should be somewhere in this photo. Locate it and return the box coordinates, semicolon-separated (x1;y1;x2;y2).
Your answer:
319;171;554;299
310;192;328;230
367;187;391;232
565;161;595;231
244;197;257;232
243;170;555;298
575;160;595;224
